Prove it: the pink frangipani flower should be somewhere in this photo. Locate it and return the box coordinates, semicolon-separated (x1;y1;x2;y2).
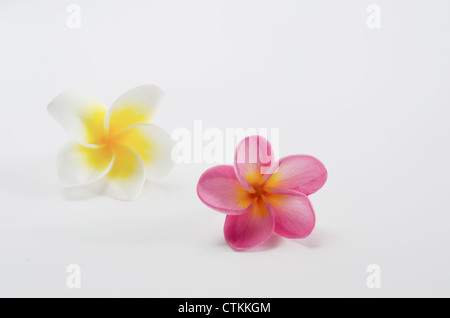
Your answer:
197;135;327;250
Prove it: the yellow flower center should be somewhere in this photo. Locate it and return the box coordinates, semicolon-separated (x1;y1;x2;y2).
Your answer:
251;184;266;198
240;173;272;216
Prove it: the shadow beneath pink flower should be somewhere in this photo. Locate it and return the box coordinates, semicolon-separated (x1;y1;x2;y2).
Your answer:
247;235;284;252
224;235;283;252
211;234;284;252
290;230;328;248
212;238;232;249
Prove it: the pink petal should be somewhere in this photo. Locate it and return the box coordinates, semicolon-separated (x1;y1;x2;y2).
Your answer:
265;192;315;239
265;155;327;196
197;165;254;215
224;199;275;250
234;135;276;191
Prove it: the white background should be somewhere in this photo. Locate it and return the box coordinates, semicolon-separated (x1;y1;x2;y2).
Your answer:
1;0;449;297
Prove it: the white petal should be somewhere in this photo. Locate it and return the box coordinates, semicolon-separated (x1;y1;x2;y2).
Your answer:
57;142;114;186
114;123;175;180
99;145;146;201
105;84;165;137
48;90;107;146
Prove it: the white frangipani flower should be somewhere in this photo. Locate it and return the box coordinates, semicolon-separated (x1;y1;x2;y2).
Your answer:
48;84;174;200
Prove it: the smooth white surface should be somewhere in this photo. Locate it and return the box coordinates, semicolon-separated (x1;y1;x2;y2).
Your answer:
1;0;449;297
